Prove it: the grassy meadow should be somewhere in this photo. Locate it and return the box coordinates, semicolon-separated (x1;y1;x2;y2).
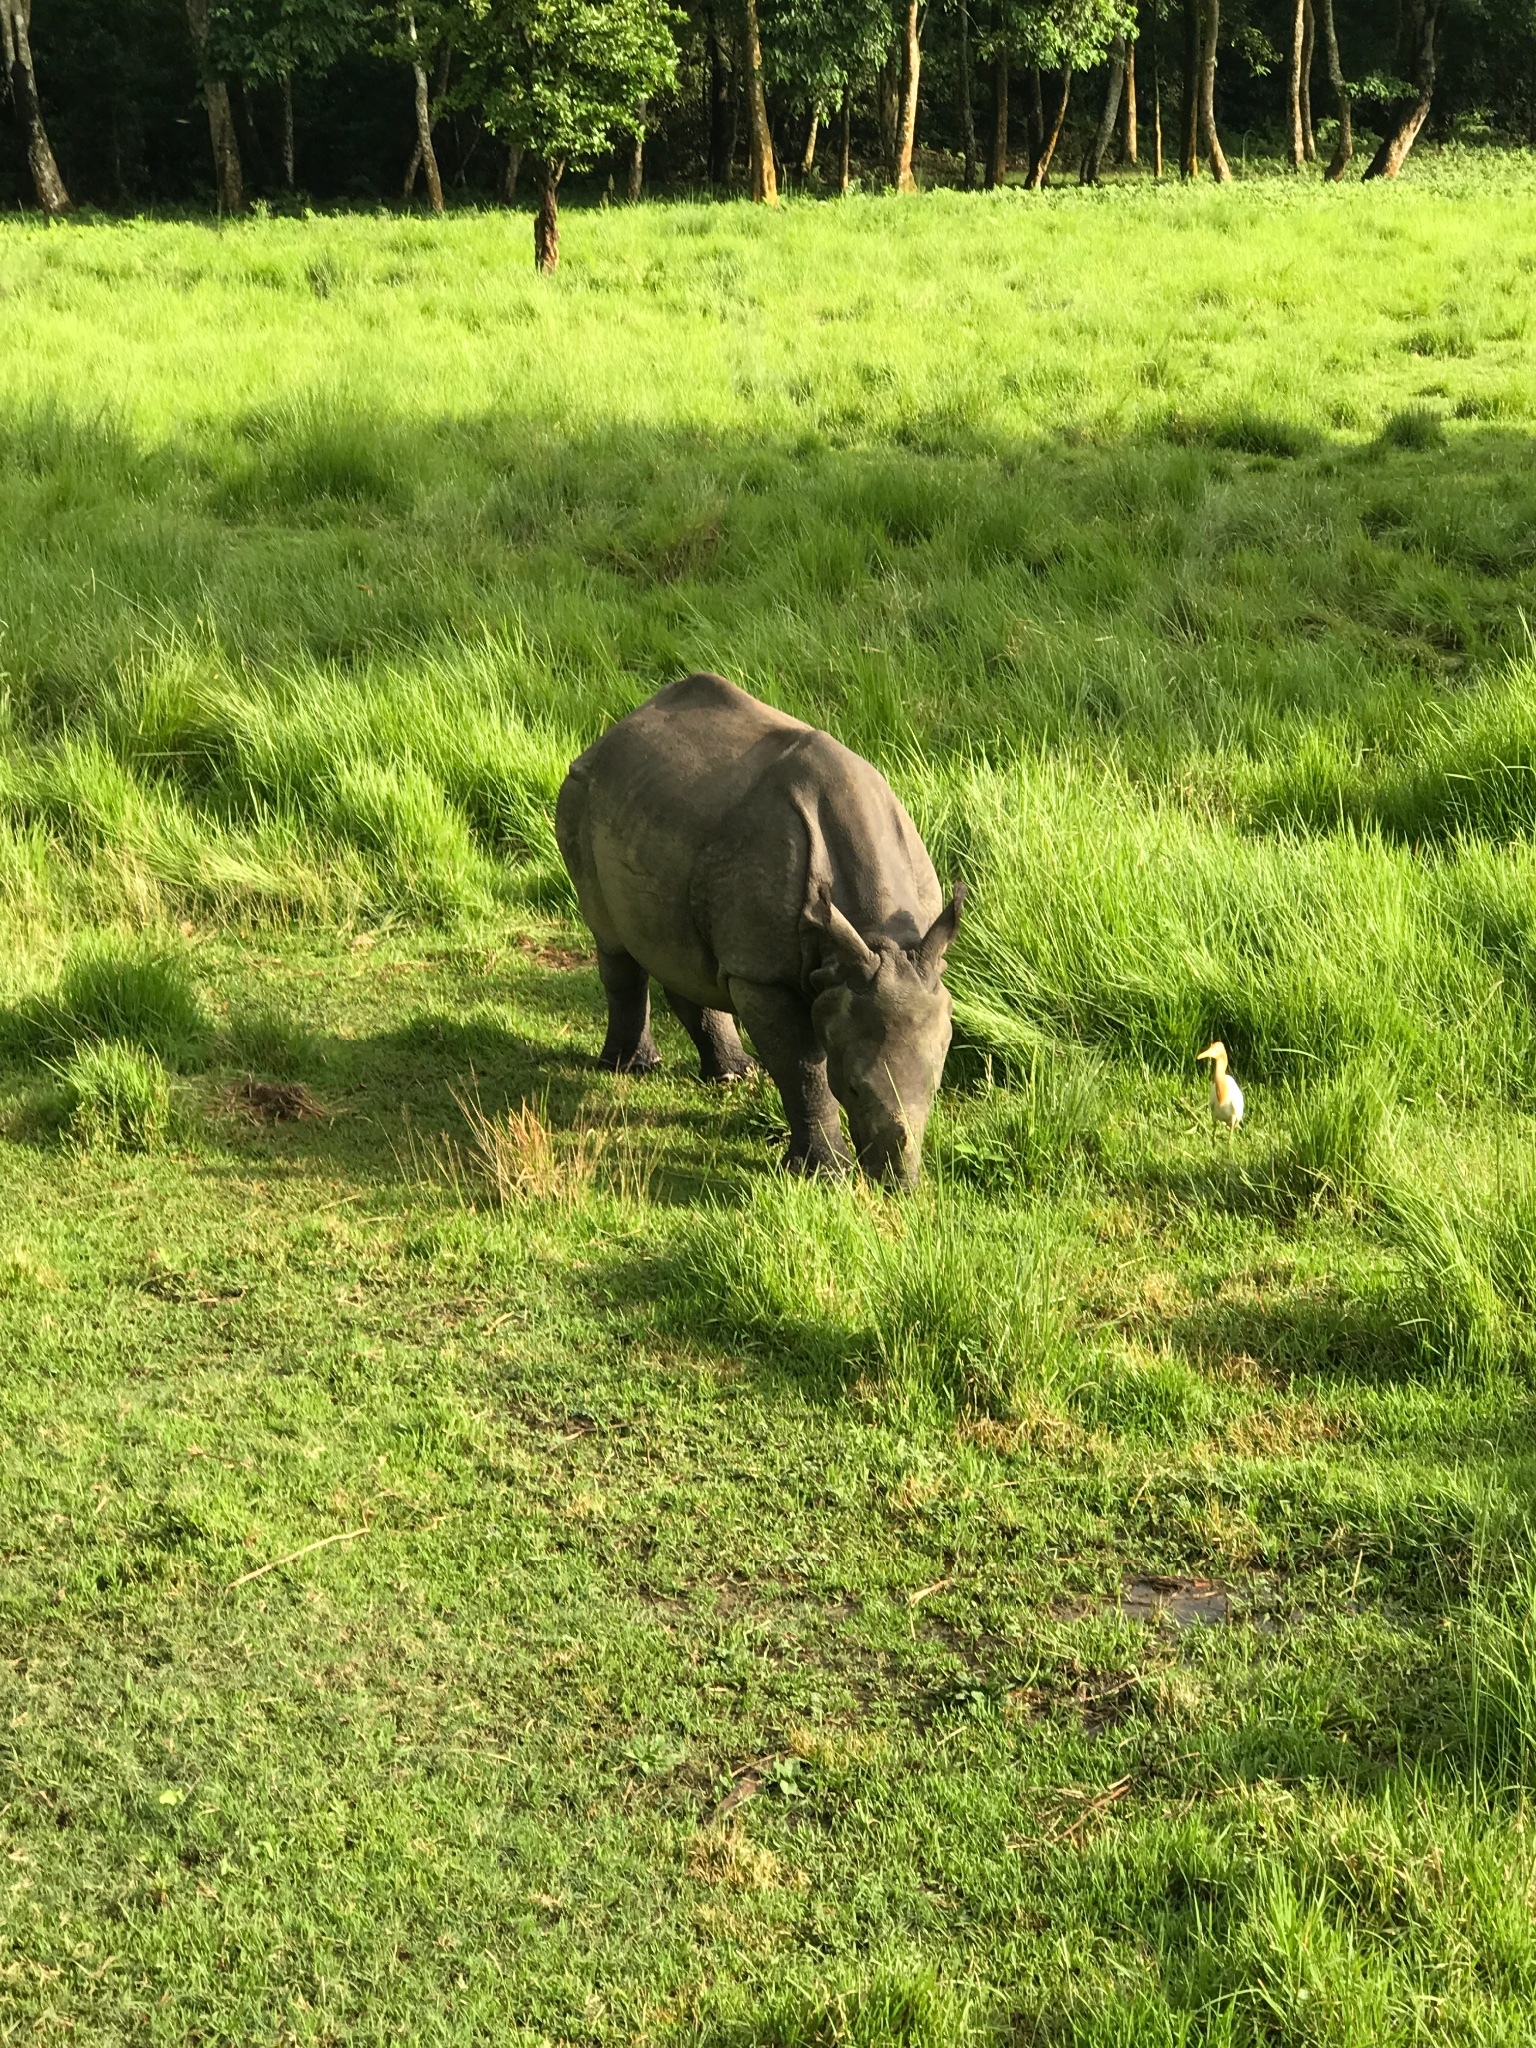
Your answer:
6;157;1536;2041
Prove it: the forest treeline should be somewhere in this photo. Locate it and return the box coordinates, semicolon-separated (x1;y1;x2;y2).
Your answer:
3;0;1531;263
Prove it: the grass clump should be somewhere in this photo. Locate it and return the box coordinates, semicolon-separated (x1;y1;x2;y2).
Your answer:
222;1003;318;1078
738;1970;979;2047
1281;1061;1393;1211
670;1178;1068;1417
58;1041;171;1151
1465;1534;1536;1794
945;1053;1110;1194
1378;405;1447;452
45;933;209;1071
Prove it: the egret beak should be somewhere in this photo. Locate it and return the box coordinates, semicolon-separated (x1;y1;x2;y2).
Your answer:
1197;1043;1221;1062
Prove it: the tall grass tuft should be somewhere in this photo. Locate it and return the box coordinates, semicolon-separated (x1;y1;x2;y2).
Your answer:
58;1042;171;1151
45;934;209;1071
944;1052;1109;1195
735;1969;978;2048
668;1178;1069;1416
1282;1061;1393;1211
1464;1532;1536;1794
1384;1148;1536;1377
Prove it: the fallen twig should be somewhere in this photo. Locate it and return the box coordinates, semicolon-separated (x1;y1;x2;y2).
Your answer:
225;1526;369;1590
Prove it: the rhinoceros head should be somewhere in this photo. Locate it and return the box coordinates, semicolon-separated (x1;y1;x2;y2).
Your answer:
807;884;964;1188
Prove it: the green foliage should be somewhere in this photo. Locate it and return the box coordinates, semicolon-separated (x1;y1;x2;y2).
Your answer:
58;1041;172;1151
452;0;680;165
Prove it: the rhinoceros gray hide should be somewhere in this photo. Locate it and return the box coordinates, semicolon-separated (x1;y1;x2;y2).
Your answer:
554;673;962;1187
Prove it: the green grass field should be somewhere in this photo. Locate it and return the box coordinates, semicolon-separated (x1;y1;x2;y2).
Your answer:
7;158;1536;2043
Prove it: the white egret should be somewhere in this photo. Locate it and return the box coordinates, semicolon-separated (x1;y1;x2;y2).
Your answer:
1197;1041;1244;1138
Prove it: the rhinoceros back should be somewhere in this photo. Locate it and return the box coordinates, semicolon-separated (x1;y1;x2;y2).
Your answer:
555;673;941;1009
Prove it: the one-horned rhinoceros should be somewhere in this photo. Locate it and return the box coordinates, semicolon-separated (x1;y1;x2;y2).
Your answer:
554;672;963;1187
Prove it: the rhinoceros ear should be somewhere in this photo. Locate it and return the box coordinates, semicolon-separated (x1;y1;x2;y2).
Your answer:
912;881;965;979
807;888;879;982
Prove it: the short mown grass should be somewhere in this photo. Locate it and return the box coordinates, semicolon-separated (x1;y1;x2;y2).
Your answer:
5;165;1536;2041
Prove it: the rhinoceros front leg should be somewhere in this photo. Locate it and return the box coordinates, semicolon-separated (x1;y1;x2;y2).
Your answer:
663;989;753;1084
596;946;662;1074
728;978;849;1175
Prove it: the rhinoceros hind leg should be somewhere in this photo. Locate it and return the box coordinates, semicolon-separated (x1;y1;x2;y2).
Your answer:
597;946;661;1074
664;989;753;1084
728;978;849;1175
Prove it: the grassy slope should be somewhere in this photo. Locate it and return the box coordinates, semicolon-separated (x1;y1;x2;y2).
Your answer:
4;163;1536;2042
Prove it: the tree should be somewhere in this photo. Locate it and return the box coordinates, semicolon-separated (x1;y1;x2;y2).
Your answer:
1195;0;1229;179
1;0;71;213
1316;0;1349;177
1080;27;1125;180
891;0;922;190
757;0;890;192
208;0;371;189
1363;0;1439;179
956;0;978;187
453;0;678;266
186;0;244;209
1003;0;1131;185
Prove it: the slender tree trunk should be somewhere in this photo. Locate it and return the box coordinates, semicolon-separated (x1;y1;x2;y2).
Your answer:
706;9;732;183
406;15;443;212
1198;0;1232;180
801;107;819;178
1301;0;1316;157
1027;65;1043;173
1318;0;1352;178
628;103;646;200
501;141;522;202
1287;0;1305;166
185;0;243;213
1082;37;1126;183
1363;0;1438;178
1026;65;1071;187
957;0;977;189
838;83;852;192
1121;36;1137;163
2;0;70;215
534;156;562;270
280;68;295;188
987;44;1007;187
1181;0;1200;176
742;0;778;202
893;0;921;191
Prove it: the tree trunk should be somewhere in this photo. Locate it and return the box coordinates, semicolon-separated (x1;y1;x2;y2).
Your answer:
1181;0;1199;176
893;0;921;192
628;104;646;200
280;68;295;188
2;0;70;215
706;9;733;183
1317;0;1352;178
501;141;522;202
185;0;243;213
534;156;562;270
1027;65;1043;174
987;44;1007;187
1026;65;1070;188
1121;36;1137;164
1198;0;1232;181
1287;0;1305;166
838;83;852;193
878;45;899;179
1301;0;1316;158
1082;37;1126;183
801;107;819;179
406;15;443;212
957;0;977;189
742;0;778;202
1363;0;1438;179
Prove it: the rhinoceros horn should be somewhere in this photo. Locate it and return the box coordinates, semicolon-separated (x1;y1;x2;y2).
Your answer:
912;881;966;980
809;889;880;981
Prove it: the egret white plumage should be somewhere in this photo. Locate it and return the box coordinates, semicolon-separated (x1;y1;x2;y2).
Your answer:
1197;1041;1244;1138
